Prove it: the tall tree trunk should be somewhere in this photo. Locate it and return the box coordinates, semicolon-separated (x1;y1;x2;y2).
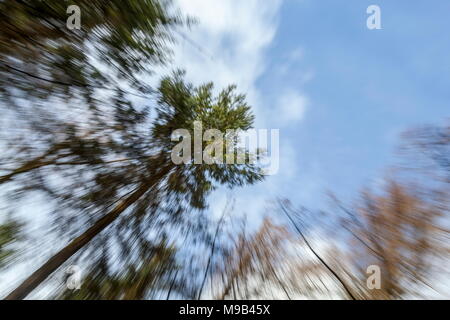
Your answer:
5;167;168;300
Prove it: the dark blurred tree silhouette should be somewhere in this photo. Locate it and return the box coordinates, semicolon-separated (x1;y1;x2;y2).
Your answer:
57;240;183;300
0;219;23;270
0;0;186;103
0;1;264;300
4;72;263;299
0;0;185;192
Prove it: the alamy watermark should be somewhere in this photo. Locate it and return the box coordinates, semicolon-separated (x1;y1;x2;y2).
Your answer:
66;5;81;30
367;5;382;30
170;121;280;176
366;265;381;289
65;265;82;290
60;4;383;31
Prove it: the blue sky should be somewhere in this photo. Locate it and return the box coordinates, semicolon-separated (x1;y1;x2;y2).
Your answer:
168;0;450;219
264;0;450;203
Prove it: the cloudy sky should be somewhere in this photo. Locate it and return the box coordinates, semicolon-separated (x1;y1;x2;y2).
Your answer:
165;0;450;221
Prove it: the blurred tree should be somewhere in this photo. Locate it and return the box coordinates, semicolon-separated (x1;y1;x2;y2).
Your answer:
0;0;185;104
326;124;449;299
265;123;449;300
4;72;264;299
0;0;186;191
332;179;448;299
57;240;182;300
0;0;264;300
0;0;185;203
279;201;356;300
210;217;293;300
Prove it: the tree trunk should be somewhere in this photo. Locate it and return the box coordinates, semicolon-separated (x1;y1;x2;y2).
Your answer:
279;202;357;300
197;210;226;300
4;169;166;300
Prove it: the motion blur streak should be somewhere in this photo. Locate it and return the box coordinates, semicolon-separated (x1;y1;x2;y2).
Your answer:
0;1;448;300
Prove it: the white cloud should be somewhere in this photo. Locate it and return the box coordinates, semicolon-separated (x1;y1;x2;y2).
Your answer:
169;1;310;129
170;0;283;127
287;47;304;63
276;90;308;124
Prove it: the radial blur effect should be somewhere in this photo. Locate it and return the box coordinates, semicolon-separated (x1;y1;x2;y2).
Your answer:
0;0;448;300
